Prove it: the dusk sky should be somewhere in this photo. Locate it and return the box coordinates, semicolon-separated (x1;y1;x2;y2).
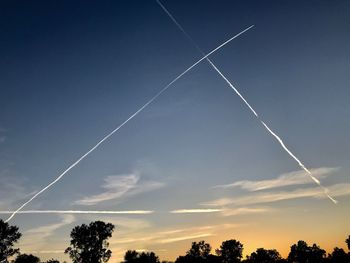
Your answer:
1;0;350;262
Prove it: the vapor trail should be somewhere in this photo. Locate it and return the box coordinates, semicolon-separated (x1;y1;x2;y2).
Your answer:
0;210;154;215
5;26;254;223
156;0;337;204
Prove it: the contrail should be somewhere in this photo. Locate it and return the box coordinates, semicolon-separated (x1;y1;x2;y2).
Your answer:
156;0;337;204
4;26;254;223
0;210;154;215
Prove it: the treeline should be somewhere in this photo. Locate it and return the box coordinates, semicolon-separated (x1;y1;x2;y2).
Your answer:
1;219;349;263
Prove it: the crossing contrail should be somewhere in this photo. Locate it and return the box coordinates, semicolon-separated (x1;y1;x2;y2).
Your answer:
156;0;337;204
4;25;254;223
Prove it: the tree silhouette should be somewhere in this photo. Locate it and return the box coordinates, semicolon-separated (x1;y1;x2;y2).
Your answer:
0;219;22;263
328;247;348;263
308;243;326;263
13;254;40;263
346;236;350;251
287;241;325;263
65;221;115;263
187;241;211;259
175;241;213;263
246;248;282;263
288;240;309;263
216;239;243;263
45;259;60;263
123;250;160;263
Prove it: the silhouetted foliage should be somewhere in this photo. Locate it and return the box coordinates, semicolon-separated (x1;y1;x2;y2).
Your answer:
0;219;22;263
2;219;350;263
187;241;212;259
216;239;243;263
123;250;160;263
13;254;40;263
287;241;326;263
175;241;214;263
246;248;282;263
328;247;348;263
65;220;115;263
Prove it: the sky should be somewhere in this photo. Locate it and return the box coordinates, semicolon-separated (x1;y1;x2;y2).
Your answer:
1;0;350;262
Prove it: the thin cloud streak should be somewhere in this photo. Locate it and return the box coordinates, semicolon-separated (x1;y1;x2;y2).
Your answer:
170;209;222;214
203;183;350;207
214;167;338;191
159;233;214;244
221;207;271;216
5;25;254;222
156;0;337;204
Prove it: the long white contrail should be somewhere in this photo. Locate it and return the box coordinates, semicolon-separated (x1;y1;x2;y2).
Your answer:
4;26;254;223
156;0;337;204
0;210;154;215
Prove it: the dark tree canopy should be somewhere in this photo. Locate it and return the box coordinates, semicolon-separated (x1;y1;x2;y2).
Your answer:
346;236;350;251
175;241;215;263
13;254;40;263
65;221;115;263
328;247;348;263
187;241;212;259
46;259;60;263
123;250;160;263
216;239;243;263
0;219;22;263
287;241;325;263
246;248;282;263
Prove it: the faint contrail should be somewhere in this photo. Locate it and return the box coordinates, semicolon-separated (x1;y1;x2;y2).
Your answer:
156;0;337;204
170;209;222;214
0;210;154;215
4;26;254;223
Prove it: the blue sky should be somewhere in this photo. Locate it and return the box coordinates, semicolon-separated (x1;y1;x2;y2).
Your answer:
1;0;350;262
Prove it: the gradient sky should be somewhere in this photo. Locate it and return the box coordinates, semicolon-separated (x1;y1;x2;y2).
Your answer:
1;0;350;262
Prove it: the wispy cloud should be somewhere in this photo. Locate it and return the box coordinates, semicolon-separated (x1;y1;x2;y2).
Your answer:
203;183;350;207
0;170;37;211
74;173;164;206
214;167;338;191
170;209;222;214
221;207;271;216
159;233;214;244
26;214;75;238
170;207;270;216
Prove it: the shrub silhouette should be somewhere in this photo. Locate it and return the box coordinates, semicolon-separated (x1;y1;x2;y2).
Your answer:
123;250;160;263
13;254;40;263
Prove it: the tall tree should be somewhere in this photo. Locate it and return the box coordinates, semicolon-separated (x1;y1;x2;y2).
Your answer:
216;239;243;263
0;219;22;263
65;221;115;263
13;254;40;263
